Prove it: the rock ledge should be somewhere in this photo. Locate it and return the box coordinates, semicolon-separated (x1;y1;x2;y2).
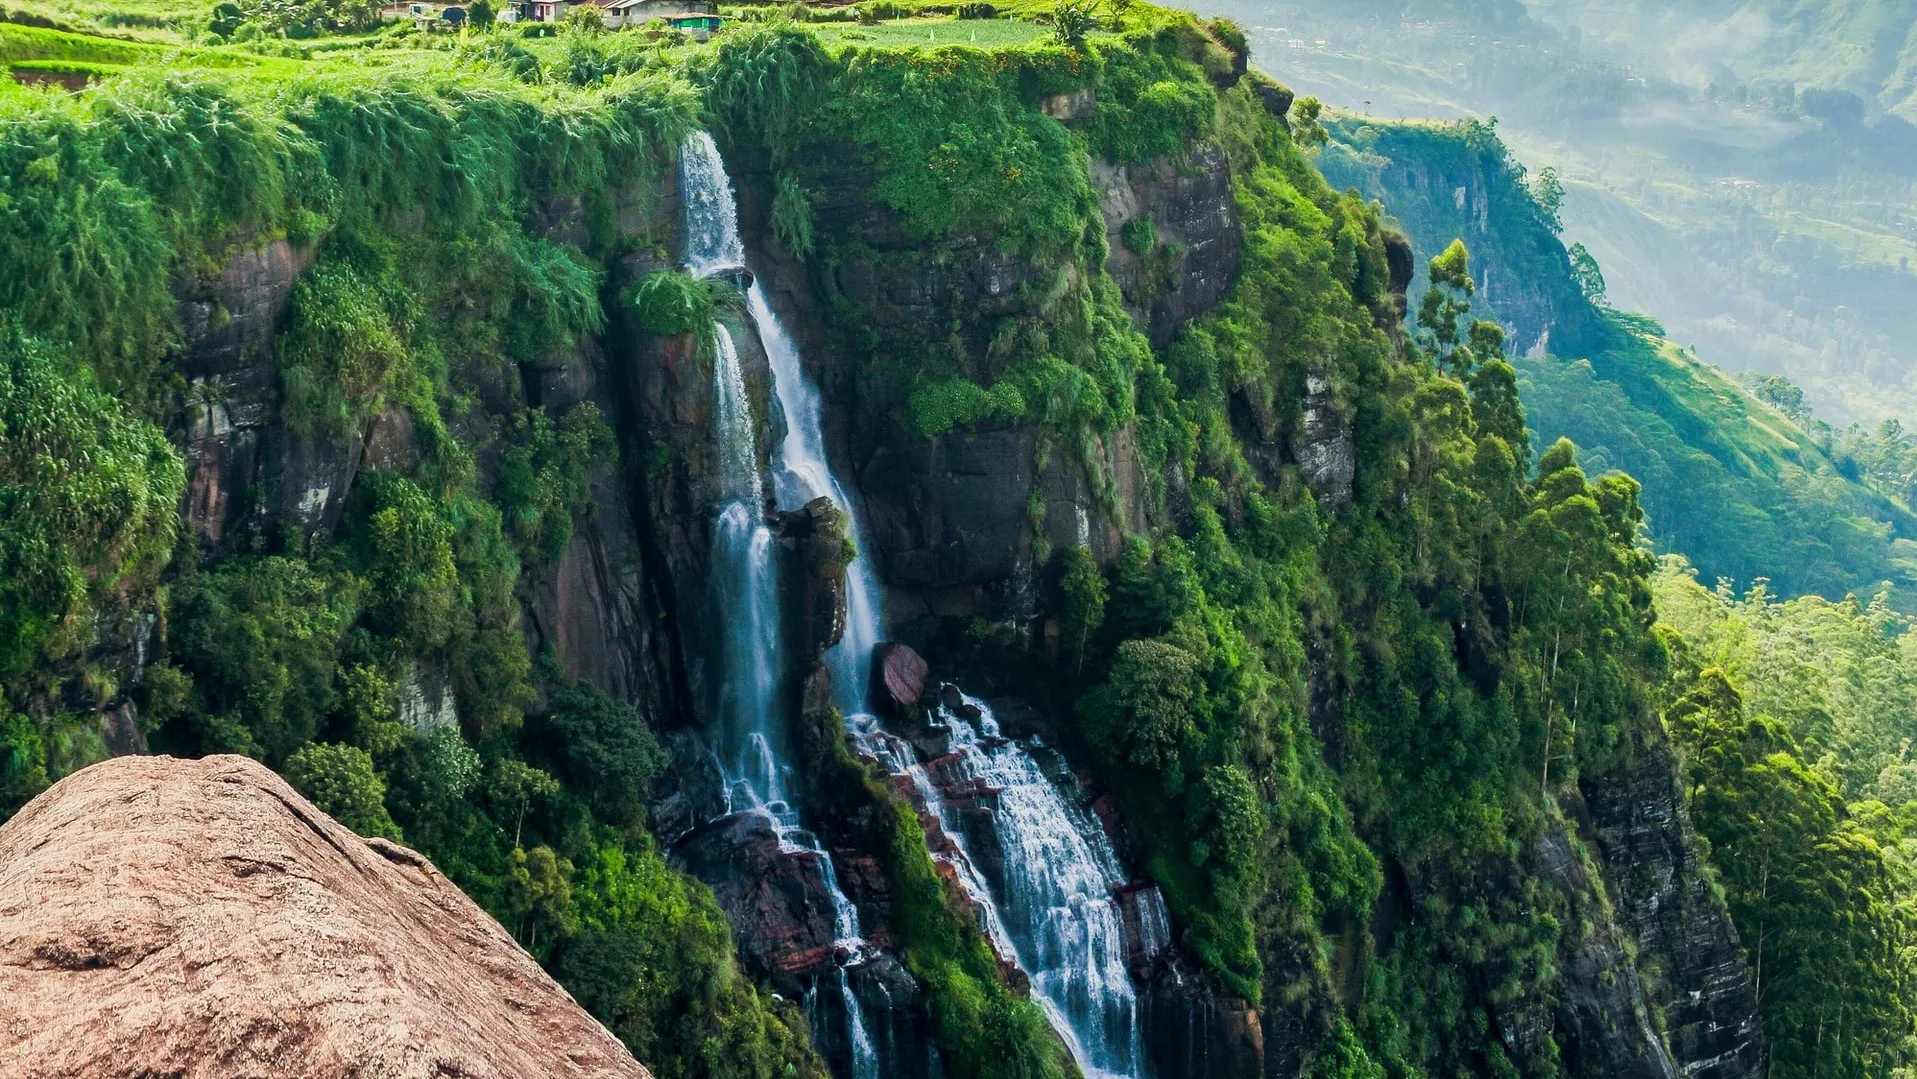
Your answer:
0;754;651;1079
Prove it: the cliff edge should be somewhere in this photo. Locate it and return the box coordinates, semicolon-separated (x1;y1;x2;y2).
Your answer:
0;754;651;1079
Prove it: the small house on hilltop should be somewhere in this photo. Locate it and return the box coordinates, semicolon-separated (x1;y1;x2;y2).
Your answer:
516;0;571;21
596;0;717;29
379;1;469;28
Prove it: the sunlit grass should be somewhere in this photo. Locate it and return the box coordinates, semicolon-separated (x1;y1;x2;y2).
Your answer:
808;16;1047;47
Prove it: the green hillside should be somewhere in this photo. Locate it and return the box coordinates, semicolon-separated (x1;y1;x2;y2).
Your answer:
3;5;1914;1077
1322;115;1917;602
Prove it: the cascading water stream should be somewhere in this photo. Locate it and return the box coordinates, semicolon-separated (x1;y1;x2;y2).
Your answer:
681;131;876;1079
854;694;1151;1079
749;284;884;717
685;129;1151;1079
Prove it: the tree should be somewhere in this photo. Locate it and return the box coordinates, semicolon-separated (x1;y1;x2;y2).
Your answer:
1059;545;1107;672
560;2;605;34
1666;669;1916;1079
166;557;356;763
490;757;559;846
507;844;576;954
0;708;49;820
1290;95;1327;150
1567;242;1607;307
0;328;183;676
530;683;665;828
285;742;403;840
1417;240;1505;375
467;0;495;25
1530;166;1564;234
343;474;458;652
1079;638;1204;780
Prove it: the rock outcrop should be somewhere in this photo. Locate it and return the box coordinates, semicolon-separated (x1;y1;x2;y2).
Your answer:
1581;729;1765;1079
1095;143;1243;348
0;754;651;1079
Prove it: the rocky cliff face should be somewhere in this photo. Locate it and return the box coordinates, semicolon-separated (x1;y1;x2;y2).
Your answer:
1318;124;1604;358
0;754;649;1079
1579;728;1765;1079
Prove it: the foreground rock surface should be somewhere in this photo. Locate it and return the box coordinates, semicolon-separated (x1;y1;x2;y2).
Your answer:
0;754;651;1079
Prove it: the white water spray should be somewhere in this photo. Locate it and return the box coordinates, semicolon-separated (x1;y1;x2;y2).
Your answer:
854;693;1150;1079
750;283;885;717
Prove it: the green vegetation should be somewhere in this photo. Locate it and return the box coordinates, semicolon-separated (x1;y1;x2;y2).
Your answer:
1325;115;1917;607
1656;560;1917;1076
0;29;812;1079
628;270;737;337
5;6;1912;1078
1210;0;1917;434
497;403;613;565
0;326;182;680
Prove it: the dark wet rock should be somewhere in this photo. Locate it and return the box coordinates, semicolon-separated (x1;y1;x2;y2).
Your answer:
1248;72;1294;128
1580;730;1765;1079
1139;958;1265;1079
1095;143;1242;349
177;240;315;378
98;701;146;758
1534;827;1678;1079
1290;368;1356;511
1039;88;1096;120
672;811;839;989
776;496;851;663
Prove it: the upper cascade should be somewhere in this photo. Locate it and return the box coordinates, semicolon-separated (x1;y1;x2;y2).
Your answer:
680;130;746;277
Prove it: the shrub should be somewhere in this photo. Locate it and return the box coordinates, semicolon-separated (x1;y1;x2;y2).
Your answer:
166;557;356;763
627;270;736;337
770;173;818;260
0;327;182;675
341;474;459;652
1121;213;1157;256
1050;0;1097;49
280;259;411;435
286;742;404;840
497;403;614;564
528;682;665;828
908;378;1027;437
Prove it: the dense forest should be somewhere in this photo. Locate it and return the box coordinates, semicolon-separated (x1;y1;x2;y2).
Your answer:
1;1;1914;1078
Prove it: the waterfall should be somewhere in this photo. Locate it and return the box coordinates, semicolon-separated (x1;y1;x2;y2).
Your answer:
854;693;1150;1079
684;130;1149;1079
681;131;877;1079
751;283;884;717
707;324;791;815
681;130;745;276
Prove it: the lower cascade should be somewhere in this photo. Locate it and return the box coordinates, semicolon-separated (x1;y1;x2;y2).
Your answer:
855;690;1156;1079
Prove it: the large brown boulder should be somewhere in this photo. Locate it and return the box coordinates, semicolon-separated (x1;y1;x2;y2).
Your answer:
0;754;651;1079
872;642;928;717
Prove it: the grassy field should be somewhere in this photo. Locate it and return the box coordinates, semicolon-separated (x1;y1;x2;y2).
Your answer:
807;16;1049;47
0;0;205;41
